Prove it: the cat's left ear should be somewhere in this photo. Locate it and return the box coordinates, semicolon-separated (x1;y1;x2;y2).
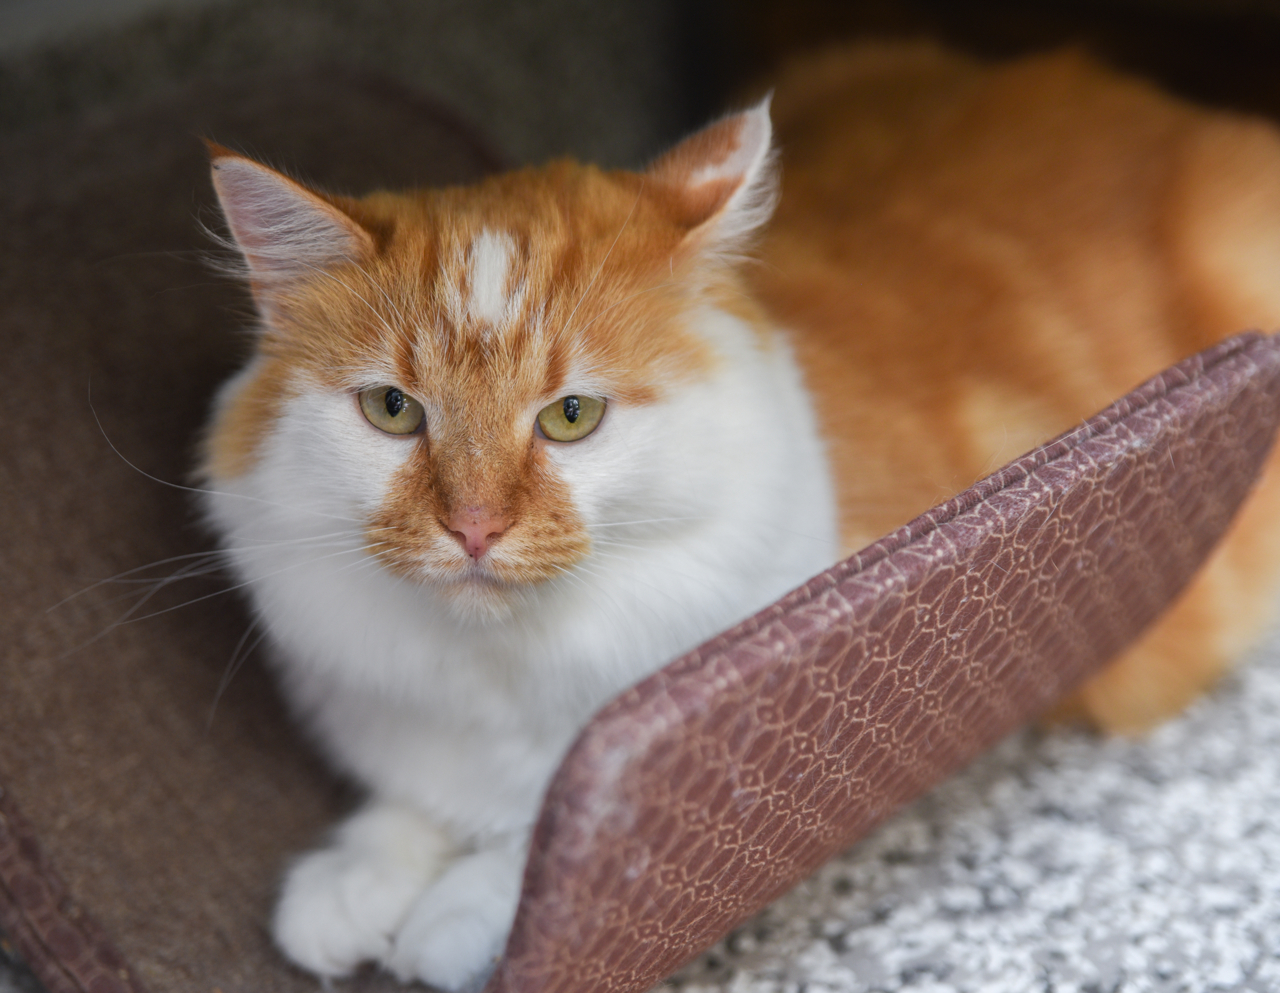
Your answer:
207;143;375;292
645;95;777;253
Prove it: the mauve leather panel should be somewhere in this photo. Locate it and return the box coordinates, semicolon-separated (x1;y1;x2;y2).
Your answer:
486;331;1280;993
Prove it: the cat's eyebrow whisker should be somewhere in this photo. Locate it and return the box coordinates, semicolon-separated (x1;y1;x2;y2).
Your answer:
350;260;413;330
288;255;404;343
559;181;644;339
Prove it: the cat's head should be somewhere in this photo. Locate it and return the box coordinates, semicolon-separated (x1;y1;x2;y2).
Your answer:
202;99;777;621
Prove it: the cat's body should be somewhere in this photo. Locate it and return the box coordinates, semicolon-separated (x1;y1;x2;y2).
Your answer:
202;42;1280;991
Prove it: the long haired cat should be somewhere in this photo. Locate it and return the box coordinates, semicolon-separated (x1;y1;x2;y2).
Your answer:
202;41;1280;990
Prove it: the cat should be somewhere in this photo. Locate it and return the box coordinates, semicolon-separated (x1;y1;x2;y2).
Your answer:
201;41;1280;991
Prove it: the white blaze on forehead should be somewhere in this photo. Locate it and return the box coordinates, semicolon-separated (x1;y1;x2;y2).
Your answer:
466;229;515;326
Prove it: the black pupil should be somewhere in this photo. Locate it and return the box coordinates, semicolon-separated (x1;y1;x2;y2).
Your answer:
384;388;406;418
563;396;580;423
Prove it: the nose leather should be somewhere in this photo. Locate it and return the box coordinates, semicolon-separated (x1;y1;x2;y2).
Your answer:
447;507;509;560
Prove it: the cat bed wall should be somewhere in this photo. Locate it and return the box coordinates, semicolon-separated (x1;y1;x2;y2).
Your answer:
2;71;1277;993
0;69;499;993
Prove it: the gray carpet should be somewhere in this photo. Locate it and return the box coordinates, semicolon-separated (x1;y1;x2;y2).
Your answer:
665;633;1280;993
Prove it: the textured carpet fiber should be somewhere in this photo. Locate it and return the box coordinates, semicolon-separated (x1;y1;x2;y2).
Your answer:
666;631;1280;993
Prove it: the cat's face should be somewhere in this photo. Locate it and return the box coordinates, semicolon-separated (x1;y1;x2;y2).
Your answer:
203;103;776;620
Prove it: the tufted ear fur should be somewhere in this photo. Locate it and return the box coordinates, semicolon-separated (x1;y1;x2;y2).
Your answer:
208;143;375;294
645;96;778;253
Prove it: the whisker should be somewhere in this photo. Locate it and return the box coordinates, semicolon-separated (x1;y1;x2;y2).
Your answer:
116;543;390;626
50;527;392;612
93;562;232;605
583;516;711;529
541;561;639;630
287;256;405;344
206;619;269;730
87;382;365;525
58;542;389;660
583;548;726;597
562;556;712;622
48;548;227;611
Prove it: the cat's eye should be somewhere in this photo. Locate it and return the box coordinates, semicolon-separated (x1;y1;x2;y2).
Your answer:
358;386;425;436
537;395;605;442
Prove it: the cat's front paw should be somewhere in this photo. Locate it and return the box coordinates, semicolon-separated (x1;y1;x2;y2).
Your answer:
386;845;524;992
273;803;452;977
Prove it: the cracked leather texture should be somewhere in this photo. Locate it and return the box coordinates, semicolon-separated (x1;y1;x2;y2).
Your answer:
485;331;1280;993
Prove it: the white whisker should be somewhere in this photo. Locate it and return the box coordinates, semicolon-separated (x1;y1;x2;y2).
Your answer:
58;542;390;661
51;527;393;612
206;618;269;729
87;382;366;525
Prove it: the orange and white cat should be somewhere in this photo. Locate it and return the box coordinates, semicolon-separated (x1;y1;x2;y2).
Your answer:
202;42;1280;991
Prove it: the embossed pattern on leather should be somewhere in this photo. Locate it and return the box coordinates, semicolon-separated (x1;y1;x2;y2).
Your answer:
0;788;142;993
486;332;1280;993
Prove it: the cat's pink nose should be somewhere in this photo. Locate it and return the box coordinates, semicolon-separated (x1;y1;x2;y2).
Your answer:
446;507;509;560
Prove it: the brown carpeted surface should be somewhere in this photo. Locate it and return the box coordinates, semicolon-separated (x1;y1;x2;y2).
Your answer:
0;69;498;993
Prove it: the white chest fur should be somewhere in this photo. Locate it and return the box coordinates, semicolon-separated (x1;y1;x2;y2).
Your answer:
203;304;839;842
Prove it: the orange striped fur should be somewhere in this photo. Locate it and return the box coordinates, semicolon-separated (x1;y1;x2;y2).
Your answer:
205;43;1280;731
200;41;1280;988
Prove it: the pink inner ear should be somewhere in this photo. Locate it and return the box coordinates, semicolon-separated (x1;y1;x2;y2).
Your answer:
210;154;374;281
646;99;776;240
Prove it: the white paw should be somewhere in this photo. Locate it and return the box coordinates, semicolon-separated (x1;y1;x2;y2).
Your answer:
273;803;452;977
387;845;524;992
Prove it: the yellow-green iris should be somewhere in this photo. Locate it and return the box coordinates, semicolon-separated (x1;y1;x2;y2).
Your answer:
537;395;605;442
359;386;425;435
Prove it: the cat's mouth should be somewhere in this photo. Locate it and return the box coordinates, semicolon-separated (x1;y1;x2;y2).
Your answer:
424;560;532;623
371;524;584;595
449;562;510;587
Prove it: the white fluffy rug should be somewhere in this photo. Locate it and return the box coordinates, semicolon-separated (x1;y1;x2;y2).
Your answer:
665;631;1280;993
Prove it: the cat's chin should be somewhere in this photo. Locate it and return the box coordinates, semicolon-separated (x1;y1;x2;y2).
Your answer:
428;570;524;625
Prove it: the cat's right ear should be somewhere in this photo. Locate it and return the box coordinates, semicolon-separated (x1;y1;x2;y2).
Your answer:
207;143;374;293
645;96;778;255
